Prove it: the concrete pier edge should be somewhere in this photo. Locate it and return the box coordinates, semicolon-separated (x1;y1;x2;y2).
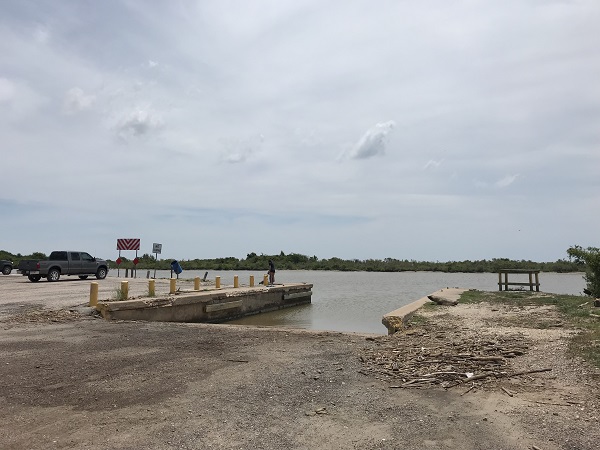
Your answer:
382;287;467;335
95;282;313;323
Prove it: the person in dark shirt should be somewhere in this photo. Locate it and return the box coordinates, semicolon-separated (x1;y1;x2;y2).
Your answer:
268;260;275;285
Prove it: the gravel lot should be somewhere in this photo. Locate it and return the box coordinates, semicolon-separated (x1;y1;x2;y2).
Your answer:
0;273;190;312
1;274;599;449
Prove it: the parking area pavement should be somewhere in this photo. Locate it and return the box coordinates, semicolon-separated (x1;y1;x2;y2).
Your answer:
0;273;194;311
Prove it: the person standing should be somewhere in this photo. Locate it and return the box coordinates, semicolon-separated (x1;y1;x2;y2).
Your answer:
268;260;275;285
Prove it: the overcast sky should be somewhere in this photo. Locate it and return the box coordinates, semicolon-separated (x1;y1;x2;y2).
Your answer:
1;0;599;262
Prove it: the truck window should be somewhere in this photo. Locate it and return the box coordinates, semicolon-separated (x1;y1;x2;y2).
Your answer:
71;252;80;261
81;253;94;261
49;251;68;260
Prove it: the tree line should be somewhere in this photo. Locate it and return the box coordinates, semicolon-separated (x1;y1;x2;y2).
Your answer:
0;249;584;273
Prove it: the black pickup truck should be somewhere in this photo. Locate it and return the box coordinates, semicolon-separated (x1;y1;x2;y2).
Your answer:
18;251;109;282
1;260;13;275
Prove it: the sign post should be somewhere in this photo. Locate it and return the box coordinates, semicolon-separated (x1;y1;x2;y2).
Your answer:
117;239;141;279
152;243;162;278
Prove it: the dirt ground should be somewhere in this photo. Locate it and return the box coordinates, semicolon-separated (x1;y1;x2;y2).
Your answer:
1;274;599;449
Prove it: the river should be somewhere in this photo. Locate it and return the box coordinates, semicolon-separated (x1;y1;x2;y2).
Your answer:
112;270;587;334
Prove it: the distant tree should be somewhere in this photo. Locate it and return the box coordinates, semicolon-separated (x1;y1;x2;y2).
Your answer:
567;245;600;297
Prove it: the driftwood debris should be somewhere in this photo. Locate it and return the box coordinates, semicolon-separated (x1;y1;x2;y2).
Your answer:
427;295;458;306
360;326;539;389
461;383;477;396
506;367;551;378
501;386;514;397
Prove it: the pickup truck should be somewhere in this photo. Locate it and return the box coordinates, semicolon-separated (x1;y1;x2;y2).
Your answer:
18;251;109;282
1;260;13;275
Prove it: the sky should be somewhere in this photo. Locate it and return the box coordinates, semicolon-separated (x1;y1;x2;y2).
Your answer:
1;0;599;263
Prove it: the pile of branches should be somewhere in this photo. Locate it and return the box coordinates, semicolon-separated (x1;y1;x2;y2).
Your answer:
360;327;541;389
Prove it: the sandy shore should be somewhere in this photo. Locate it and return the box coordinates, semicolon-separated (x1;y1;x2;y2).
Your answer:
0;274;599;449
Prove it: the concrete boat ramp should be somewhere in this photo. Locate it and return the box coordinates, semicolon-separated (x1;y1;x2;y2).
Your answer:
96;282;313;323
92;277;463;333
382;288;467;334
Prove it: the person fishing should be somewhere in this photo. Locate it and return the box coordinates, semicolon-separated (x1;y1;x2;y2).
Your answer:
268;260;275;285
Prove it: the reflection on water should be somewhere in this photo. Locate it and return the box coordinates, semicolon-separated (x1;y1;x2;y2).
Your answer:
111;269;587;334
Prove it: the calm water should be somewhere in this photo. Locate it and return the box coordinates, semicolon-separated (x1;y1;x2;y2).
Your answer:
112;270;587;335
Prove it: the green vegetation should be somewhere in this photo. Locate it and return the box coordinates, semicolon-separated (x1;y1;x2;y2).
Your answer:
459;290;600;368
0;249;585;273
113;287;128;301
0;250;46;262
567;245;600;297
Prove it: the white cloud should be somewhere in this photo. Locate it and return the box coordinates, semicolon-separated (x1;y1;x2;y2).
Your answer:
423;159;443;170
343;121;396;160
33;26;49;44
495;174;519;188
114;107;164;140
0;77;47;119
63;87;95;114
223;152;246;164
220;134;265;164
473;174;520;189
0;78;16;102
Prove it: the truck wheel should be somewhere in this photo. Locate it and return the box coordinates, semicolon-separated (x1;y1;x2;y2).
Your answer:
28;275;41;282
95;267;107;280
2;266;11;275
78;275;89;280
47;268;61;282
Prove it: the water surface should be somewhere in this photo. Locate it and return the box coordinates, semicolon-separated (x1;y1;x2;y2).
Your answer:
112;270;587;334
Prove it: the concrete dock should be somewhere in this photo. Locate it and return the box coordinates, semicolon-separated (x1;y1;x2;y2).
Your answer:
96;282;313;323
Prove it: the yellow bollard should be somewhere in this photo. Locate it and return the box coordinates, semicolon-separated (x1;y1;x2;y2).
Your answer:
263;274;269;286
170;278;176;294
194;276;200;290
149;279;155;297
234;275;239;288
121;280;129;299
215;276;221;289
249;275;254;287
89;282;99;306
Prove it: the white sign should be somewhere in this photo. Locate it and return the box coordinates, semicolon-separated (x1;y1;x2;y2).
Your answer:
152;243;162;254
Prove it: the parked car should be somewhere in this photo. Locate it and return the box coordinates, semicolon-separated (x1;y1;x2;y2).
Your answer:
1;260;13;275
18;251;109;282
